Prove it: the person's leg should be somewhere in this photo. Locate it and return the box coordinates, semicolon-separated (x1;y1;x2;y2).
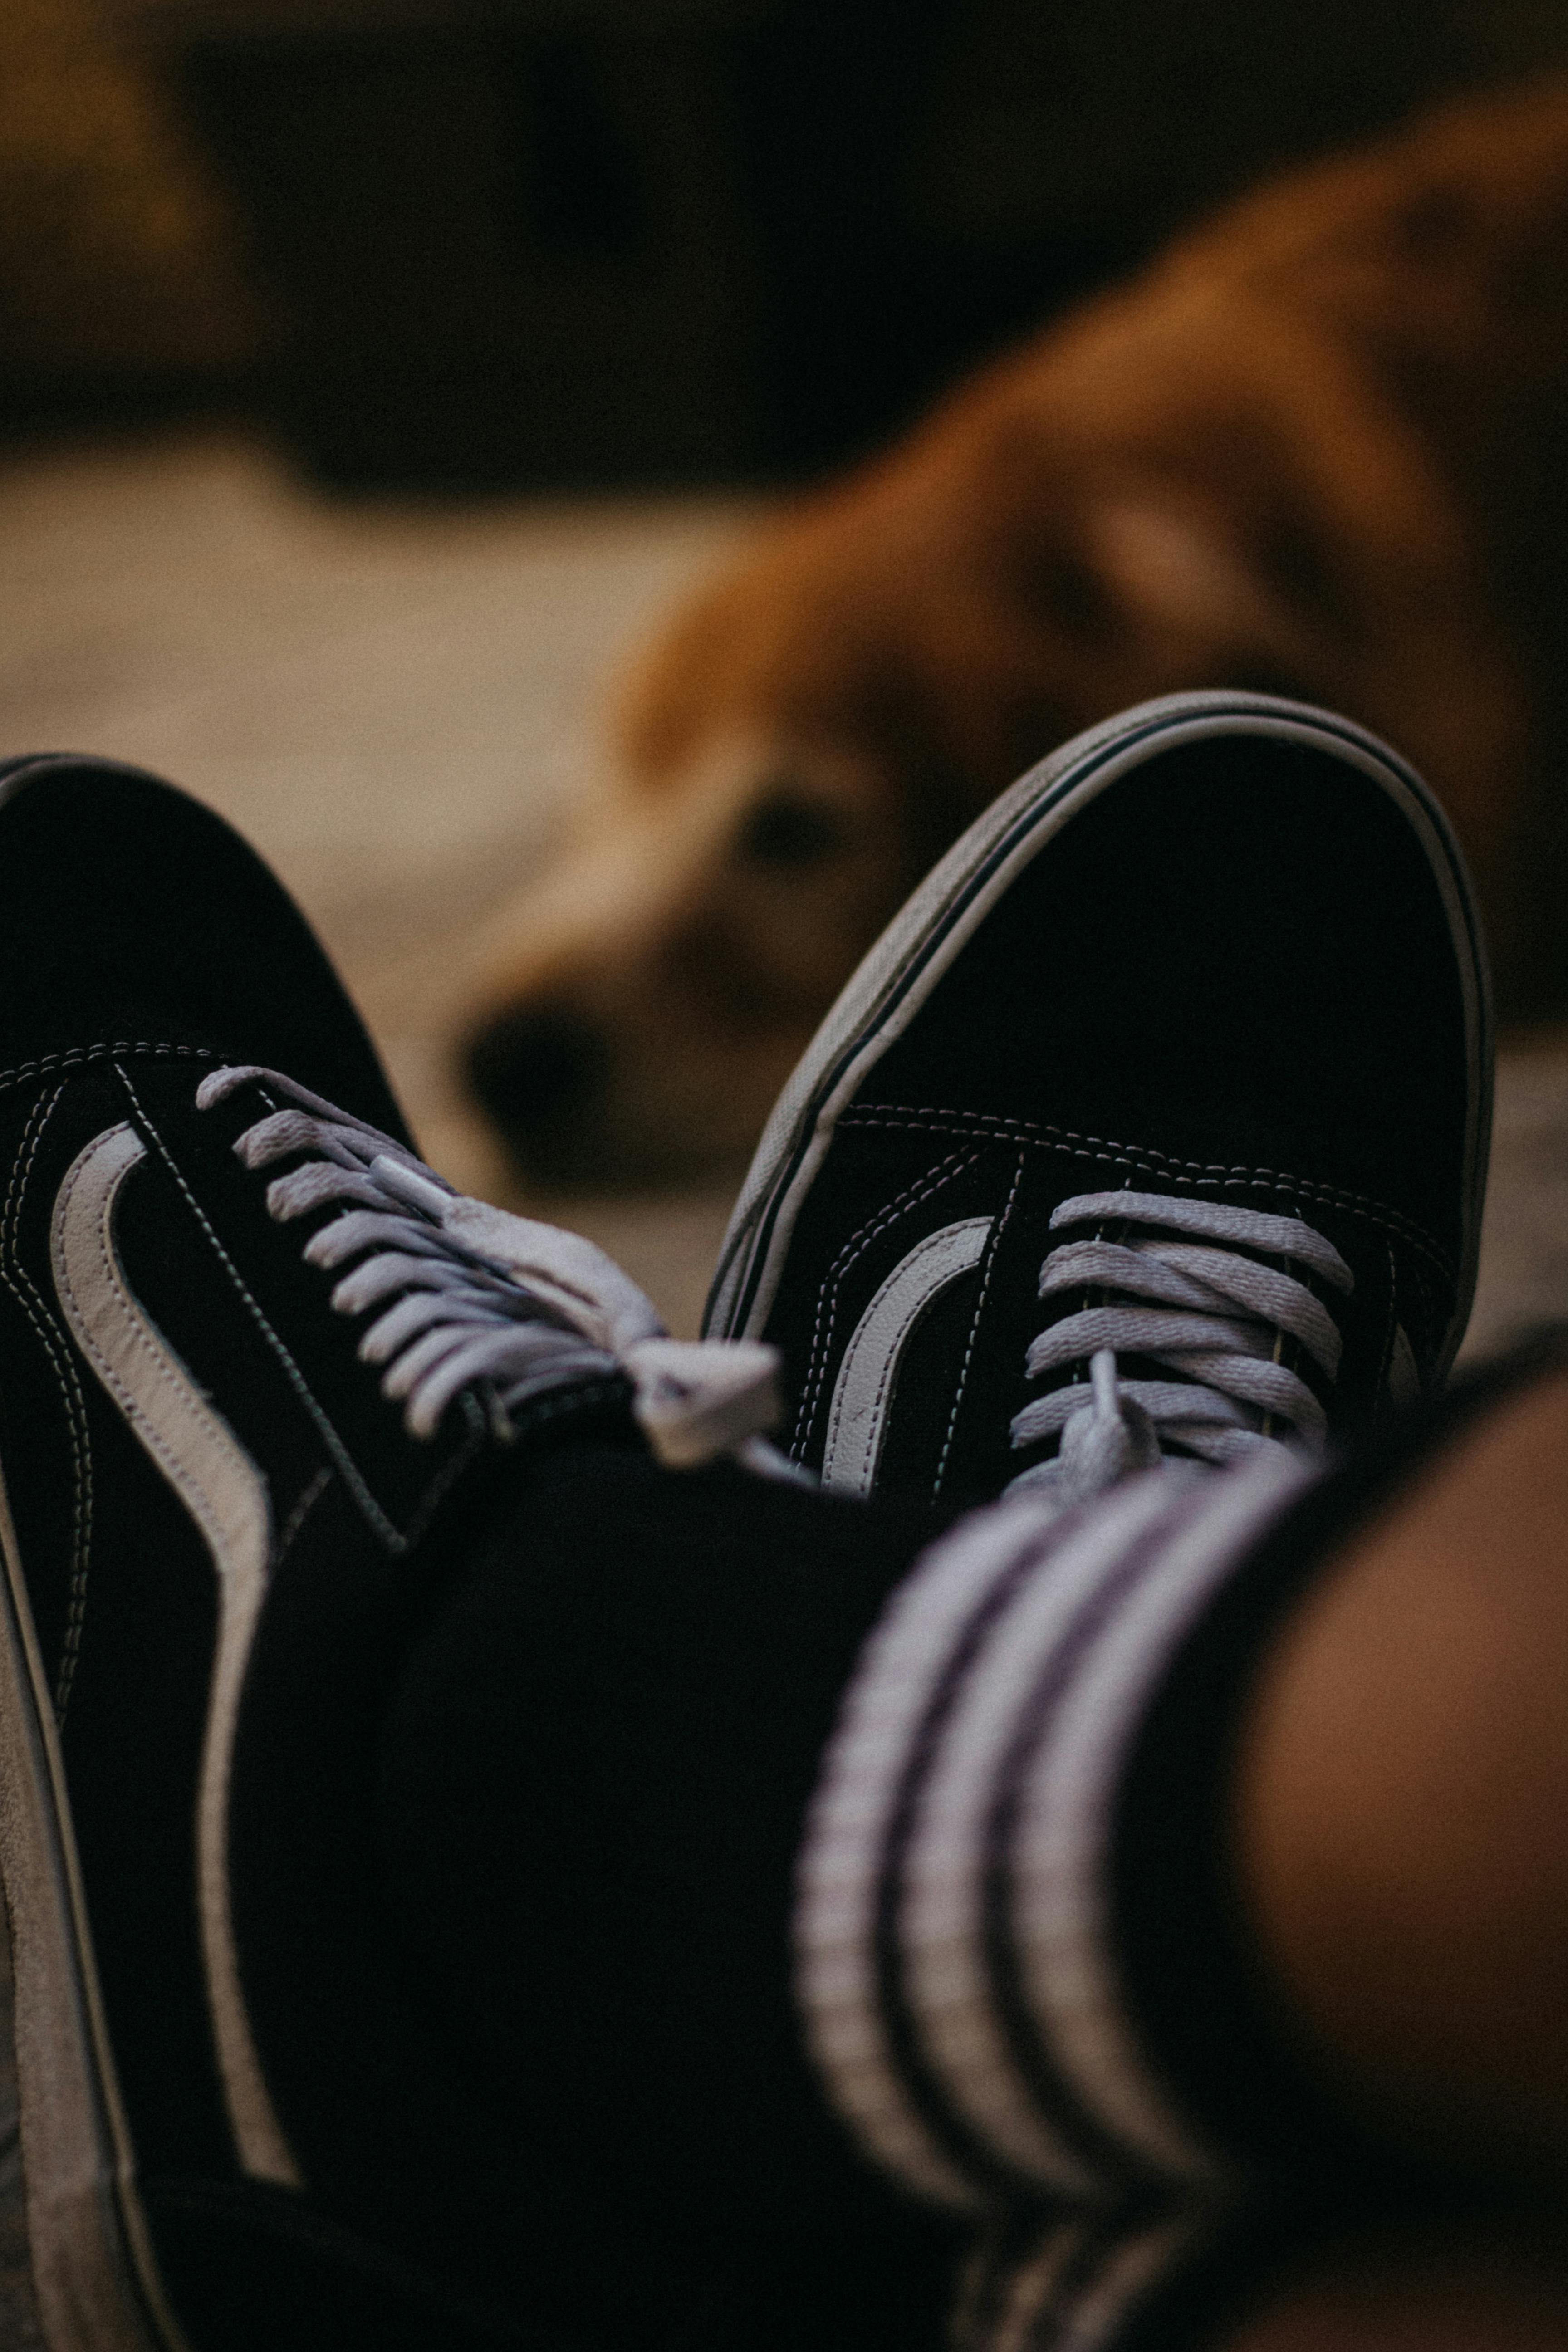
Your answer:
1235;1364;1568;2189
787;1336;1568;2352
1187;1352;1568;2352
0;707;1524;2352
1214;2216;1568;2352
375;1442;966;2350
367;1342;1568;2352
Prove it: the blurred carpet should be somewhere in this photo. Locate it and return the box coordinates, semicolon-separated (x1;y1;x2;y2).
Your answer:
0;426;1564;2339
0;426;759;1336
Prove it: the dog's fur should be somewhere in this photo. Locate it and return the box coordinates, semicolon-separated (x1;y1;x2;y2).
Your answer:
465;81;1568;1187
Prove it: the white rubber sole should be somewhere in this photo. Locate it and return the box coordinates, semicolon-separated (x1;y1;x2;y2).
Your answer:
704;691;1493;1373
0;1456;187;2351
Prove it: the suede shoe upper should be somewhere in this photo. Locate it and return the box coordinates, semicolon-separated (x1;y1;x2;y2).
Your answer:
706;696;1491;1509
0;757;774;2352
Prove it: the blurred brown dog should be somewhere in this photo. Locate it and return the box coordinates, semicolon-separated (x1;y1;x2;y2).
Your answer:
465;80;1568;1188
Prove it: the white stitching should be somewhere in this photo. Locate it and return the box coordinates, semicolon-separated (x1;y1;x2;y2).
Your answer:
792;1150;982;1462
821;1222;989;1492
116;1063;402;1547
54;1143;249;1518
794;1152;980;1461
115;1063;481;1553
203;1077;491;1543
838;1107;1454;1280
51;1121;304;2186
5;1087;95;1721
218;1078;490;1544
274;1465;333;1567
0;1084;97;1722
0;1041;214;1097
931;1151;1026;1500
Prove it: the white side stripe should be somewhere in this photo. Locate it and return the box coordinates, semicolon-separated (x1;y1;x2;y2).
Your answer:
51;1123;299;2189
821;1217;991;1495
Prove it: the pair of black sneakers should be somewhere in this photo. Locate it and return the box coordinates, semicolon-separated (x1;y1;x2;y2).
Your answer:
0;694;1489;2350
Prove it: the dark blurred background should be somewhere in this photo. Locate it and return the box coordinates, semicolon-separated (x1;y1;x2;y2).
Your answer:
7;0;1568;493
3;0;1568;1365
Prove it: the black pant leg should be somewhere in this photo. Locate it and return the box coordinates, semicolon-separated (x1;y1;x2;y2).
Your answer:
376;1441;965;2351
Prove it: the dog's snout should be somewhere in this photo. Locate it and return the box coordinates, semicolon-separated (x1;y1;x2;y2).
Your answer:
464;1003;608;1135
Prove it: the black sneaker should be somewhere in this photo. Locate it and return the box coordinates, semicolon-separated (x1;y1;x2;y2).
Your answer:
0;754;781;2350
704;693;1492;1506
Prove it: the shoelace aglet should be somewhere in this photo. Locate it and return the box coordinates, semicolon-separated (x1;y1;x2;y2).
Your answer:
371;1155;455;1219
1090;1346;1121;1422
1054;1347;1164;1504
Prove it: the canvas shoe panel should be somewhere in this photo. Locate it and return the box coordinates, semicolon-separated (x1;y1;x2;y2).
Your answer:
0;757;704;2350
0;750;432;2352
768;1128;1451;1507
0;755;408;1143
0;1067;640;2348
0;1043;644;2351
705;693;1490;1506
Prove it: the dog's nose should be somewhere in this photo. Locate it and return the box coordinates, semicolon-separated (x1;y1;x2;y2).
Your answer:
464;1004;609;1136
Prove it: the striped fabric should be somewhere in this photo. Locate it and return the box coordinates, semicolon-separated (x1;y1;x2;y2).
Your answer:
951;2202;1226;2352
796;1452;1315;2342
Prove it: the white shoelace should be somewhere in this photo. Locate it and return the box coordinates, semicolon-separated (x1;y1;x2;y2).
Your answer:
1006;1189;1353;1504
196;1066;800;1478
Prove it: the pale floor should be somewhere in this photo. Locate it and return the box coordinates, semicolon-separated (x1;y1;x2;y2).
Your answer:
0;427;1565;2340
0;426;763;1335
